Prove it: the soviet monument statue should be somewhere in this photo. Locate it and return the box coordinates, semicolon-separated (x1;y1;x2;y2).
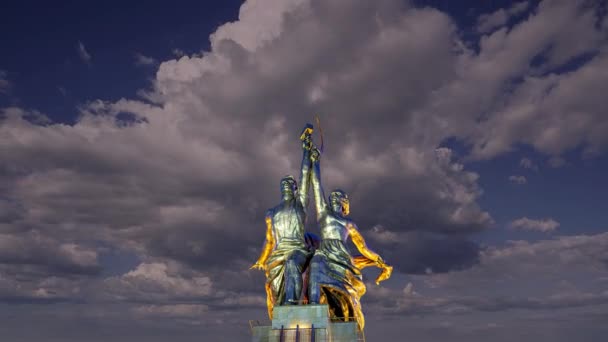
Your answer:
251;121;392;338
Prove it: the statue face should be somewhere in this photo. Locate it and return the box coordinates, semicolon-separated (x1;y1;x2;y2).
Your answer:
330;190;349;216
341;198;350;216
280;176;297;196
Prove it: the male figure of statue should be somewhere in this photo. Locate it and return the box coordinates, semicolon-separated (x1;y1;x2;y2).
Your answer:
251;124;314;319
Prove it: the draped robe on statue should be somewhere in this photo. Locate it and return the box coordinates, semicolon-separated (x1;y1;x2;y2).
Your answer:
263;204;311;316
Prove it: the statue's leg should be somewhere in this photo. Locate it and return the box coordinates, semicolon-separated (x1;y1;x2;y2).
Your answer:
307;254;323;304
283;250;308;305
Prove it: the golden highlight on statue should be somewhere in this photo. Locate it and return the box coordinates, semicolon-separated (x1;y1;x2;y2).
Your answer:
251;122;392;331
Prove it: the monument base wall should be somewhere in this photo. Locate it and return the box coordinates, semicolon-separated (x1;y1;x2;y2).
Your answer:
251;304;363;342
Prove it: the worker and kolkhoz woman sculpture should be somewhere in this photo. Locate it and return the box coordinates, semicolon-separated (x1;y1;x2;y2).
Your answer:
251;122;393;331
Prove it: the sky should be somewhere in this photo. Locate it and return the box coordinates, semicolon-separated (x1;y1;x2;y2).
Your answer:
1;0;608;341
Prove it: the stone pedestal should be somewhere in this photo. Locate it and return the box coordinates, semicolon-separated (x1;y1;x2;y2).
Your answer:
251;305;362;342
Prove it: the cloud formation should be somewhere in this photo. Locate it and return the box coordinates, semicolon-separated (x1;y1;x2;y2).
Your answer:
476;1;530;34
423;0;608;160
135;53;157;66
0;0;607;340
77;41;92;64
519;157;539;171
508;175;527;184
367;231;608;317
509;217;560;232
172;48;186;57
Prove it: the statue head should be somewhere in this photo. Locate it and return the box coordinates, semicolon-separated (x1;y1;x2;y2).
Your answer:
329;189;349;216
280;175;297;199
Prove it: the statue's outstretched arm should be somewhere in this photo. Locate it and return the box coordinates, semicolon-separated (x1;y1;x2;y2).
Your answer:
251;214;274;270
347;222;393;284
310;147;328;220
348;222;382;263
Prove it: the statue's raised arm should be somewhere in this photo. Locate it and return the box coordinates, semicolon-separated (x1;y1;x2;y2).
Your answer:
309;146;329;220
297;124;313;210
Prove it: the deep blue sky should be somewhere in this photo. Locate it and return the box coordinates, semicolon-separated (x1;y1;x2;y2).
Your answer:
0;0;243;123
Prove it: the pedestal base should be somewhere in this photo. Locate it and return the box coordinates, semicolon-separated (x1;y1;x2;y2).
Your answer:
251;305;362;341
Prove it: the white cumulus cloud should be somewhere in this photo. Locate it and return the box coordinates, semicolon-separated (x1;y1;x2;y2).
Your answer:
509;217;560;232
